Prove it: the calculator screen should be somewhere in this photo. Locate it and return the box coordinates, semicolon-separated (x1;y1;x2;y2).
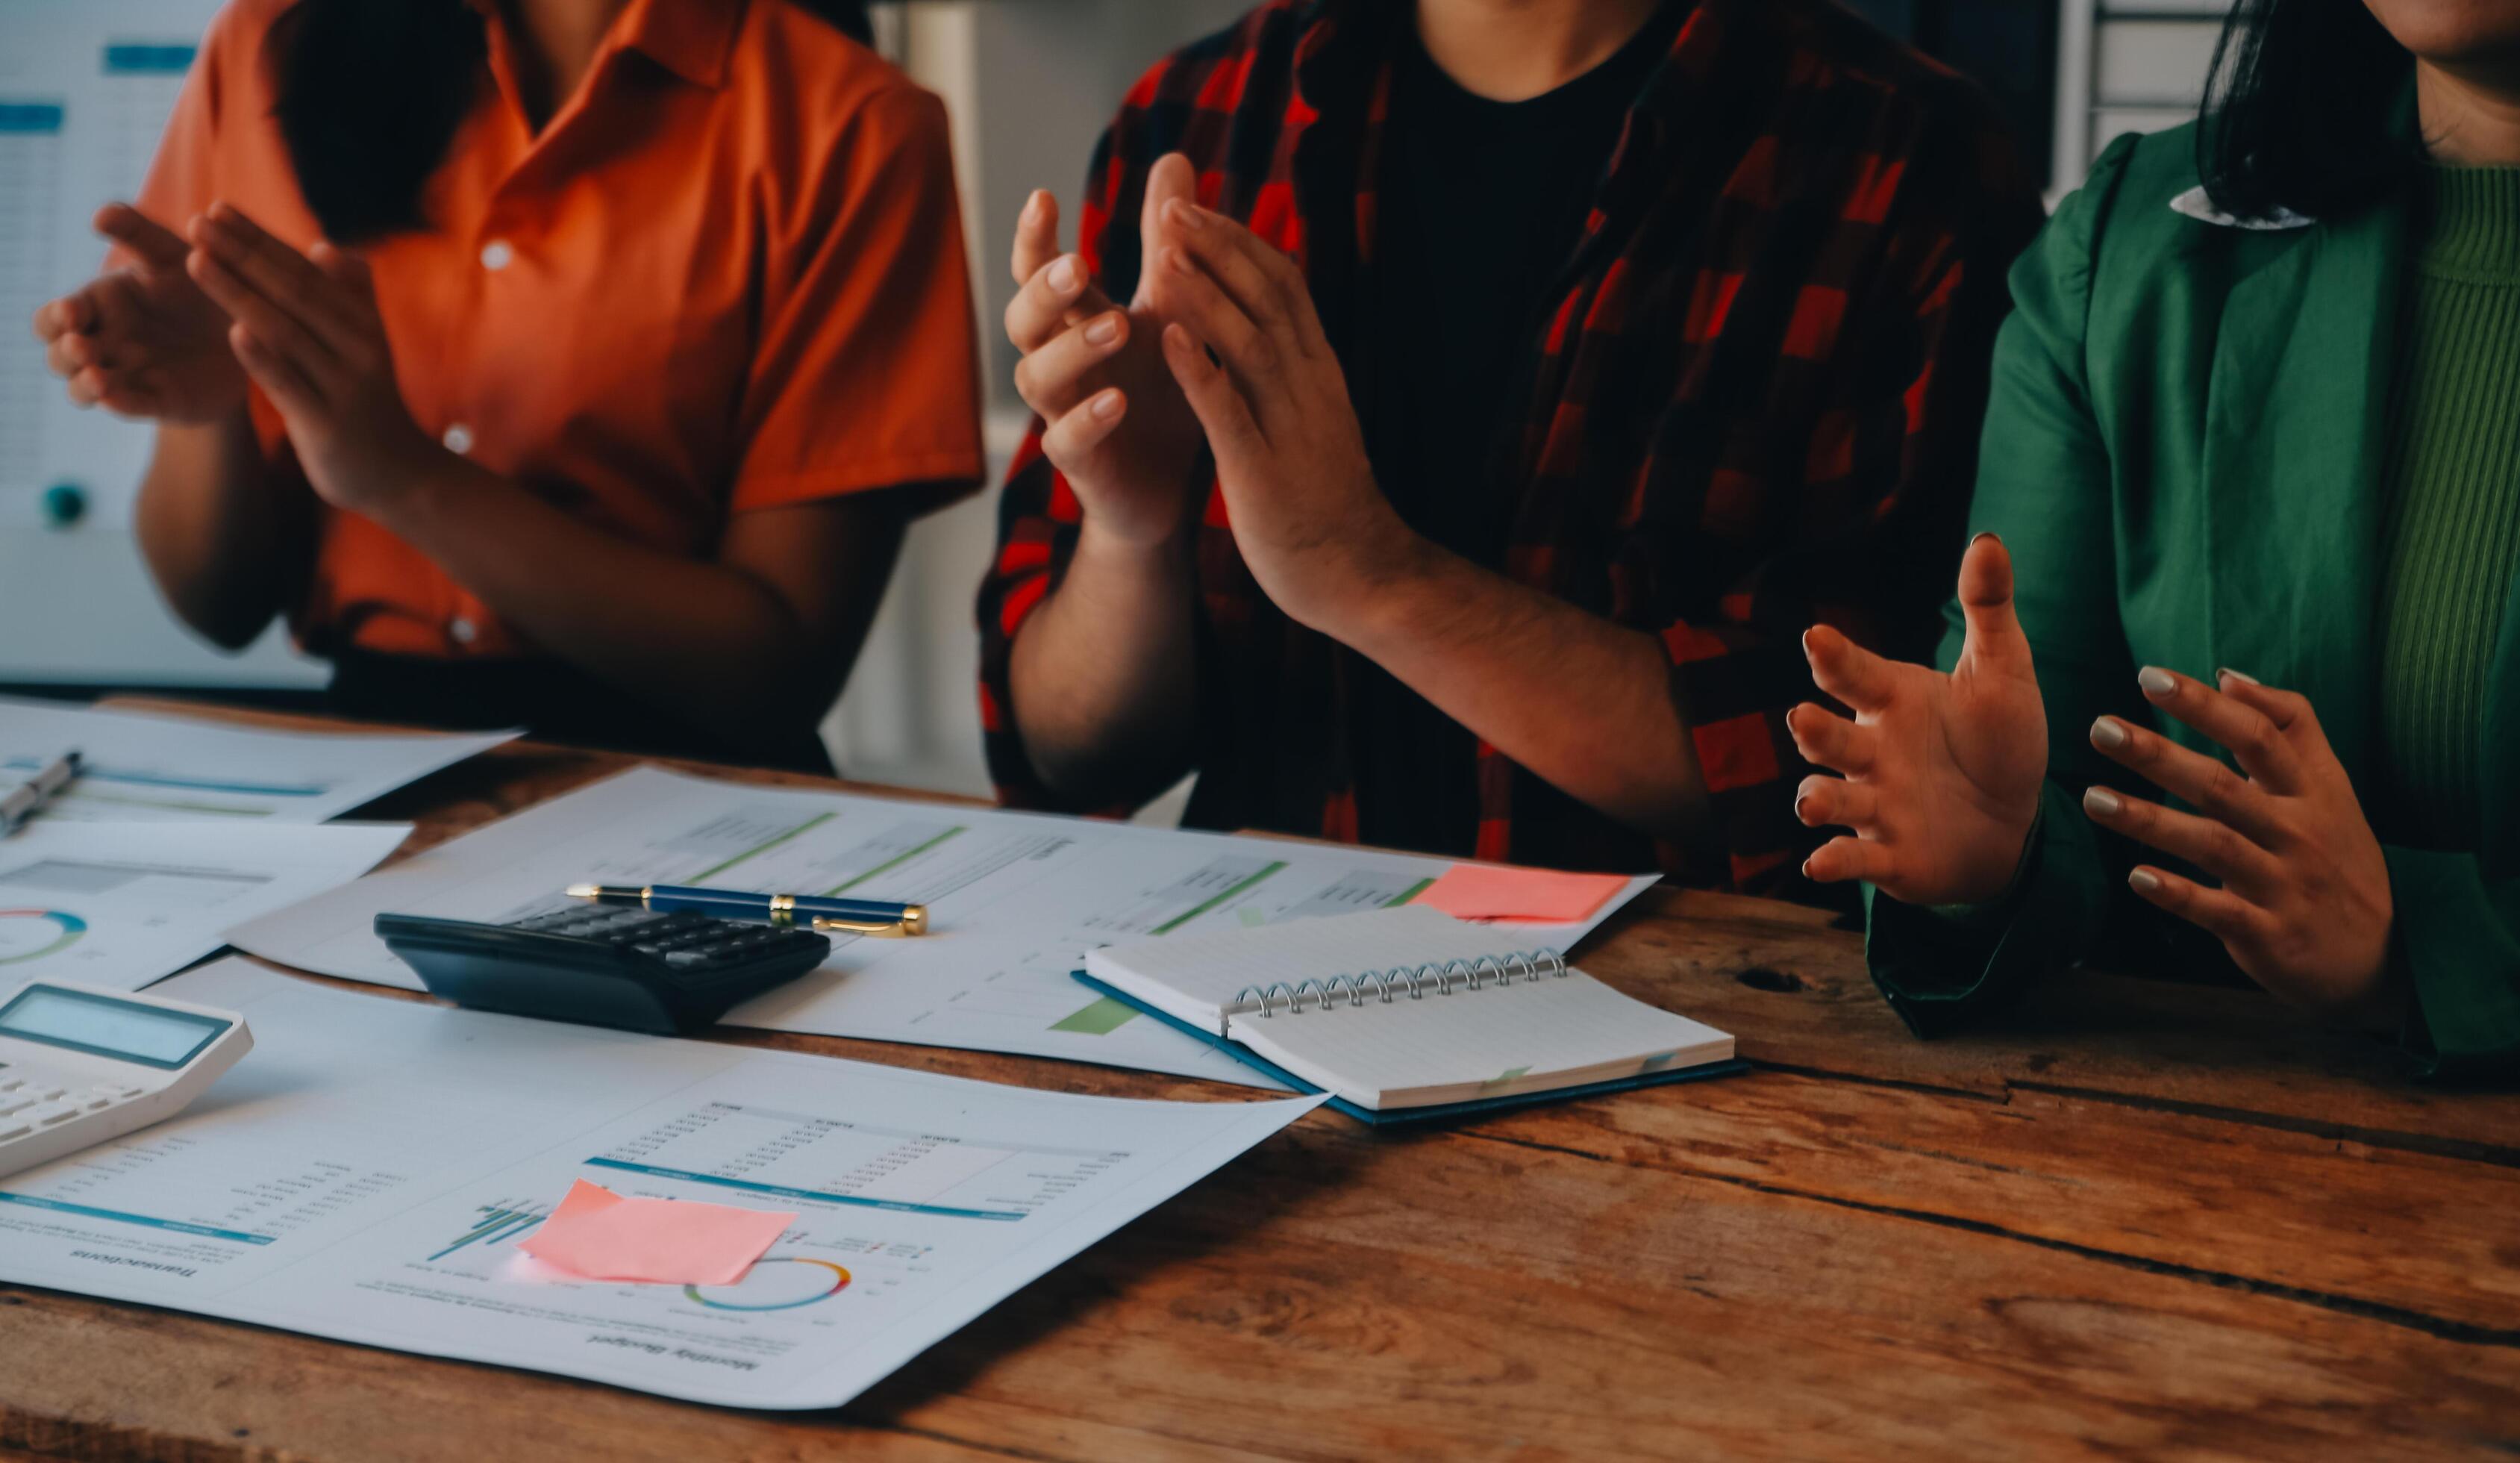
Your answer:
0;985;229;1070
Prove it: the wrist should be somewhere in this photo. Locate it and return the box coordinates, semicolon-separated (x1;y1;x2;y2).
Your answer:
1308;522;1447;646
358;442;472;537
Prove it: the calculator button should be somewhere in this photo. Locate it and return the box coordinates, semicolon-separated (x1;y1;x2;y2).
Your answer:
107;1085;143;1099
0;1078;22;1092
28;1102;78;1126
0;1120;28;1141
31;1087;65;1102
79;1091;114;1110
0;1096;31;1117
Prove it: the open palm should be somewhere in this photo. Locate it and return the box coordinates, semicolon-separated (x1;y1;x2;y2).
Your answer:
1788;534;2049;906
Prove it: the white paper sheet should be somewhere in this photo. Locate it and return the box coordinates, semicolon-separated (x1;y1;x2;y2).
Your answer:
0;819;406;988
0;960;1324;1409
226;767;1661;1085
0;697;516;823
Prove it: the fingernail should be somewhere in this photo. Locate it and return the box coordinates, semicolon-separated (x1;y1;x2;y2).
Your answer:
2083;786;2123;817
1084;314;1121;346
2127;868;2162;894
1969;531;2001;546
2137;666;2177;699
2089;717;2127;750
1089;390;1124;421
1794;793;1812;823
1048;257;1078;293
1167;199;1204;229
1166;246;1194;275
2217;667;2260;687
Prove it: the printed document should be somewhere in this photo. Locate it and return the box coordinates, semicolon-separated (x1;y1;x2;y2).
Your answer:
228;767;1660;1084
0;697;514;823
0;820;406;988
0;960;1323;1408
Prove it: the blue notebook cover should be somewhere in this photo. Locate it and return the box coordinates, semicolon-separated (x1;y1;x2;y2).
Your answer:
1072;972;1748;1126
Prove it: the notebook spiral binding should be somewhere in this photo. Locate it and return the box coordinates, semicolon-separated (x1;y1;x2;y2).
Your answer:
1227;948;1569;1018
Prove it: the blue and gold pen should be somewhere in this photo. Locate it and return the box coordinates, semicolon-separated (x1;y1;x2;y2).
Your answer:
566;883;928;937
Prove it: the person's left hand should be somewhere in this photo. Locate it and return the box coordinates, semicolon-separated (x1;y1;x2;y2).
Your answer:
1147;198;1425;631
2079;666;2396;1025
184;203;440;517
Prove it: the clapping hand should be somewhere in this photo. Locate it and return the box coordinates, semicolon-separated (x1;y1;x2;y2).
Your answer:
32;204;244;422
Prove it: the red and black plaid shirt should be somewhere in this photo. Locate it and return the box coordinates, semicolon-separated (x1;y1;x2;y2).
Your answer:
978;0;2041;895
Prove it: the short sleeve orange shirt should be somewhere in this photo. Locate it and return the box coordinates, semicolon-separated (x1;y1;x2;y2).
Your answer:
135;0;984;658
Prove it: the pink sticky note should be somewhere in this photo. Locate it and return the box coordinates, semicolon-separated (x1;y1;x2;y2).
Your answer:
1416;863;1632;924
519;1179;794;1286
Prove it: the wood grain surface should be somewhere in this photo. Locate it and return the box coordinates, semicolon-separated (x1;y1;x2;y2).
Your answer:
0;698;2510;1462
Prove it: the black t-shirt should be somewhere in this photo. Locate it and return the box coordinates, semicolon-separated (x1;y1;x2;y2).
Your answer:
1350;5;1678;855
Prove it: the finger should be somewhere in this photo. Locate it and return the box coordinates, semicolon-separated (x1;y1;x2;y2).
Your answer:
1012;310;1129;418
1151;246;1277;394
1803;835;1894;885
2080;784;2281;890
1012;190;1060;286
94;368;166;418
189;249;339;375
193;206;361;347
1136;152;1197;302
1004;252;1115;355
2086;714;2290;849
2133;665;2304;793
1163;200;1311;357
1794;773;1880;832
1785;702;1878;777
33;290;95;342
1162;321;1267;460
2214;670;2332;757
94;202;190;269
1039;388;1129;466
48;331;99;380
65;366;104;408
228;323;322;414
79;273;153;349
1954;532;2030;674
2125;864;2277;949
1800;625;1897;714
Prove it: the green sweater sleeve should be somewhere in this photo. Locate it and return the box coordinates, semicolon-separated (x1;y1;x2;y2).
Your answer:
2385;849;2520;1079
1863;134;2148;1031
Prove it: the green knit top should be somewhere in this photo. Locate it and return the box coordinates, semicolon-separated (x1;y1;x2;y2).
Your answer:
2372;166;2520;851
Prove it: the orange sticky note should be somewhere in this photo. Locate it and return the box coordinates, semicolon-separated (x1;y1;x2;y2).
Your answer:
1416;863;1632;924
519;1179;794;1286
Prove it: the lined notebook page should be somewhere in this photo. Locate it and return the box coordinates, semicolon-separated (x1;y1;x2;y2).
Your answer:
1087;907;1732;1110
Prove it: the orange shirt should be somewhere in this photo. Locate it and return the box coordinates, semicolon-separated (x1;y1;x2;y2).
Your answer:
136;0;984;658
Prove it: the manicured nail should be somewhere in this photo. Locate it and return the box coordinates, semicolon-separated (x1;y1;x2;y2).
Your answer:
2217;667;2260;687
1084;314;1121;346
2083;786;2122;817
1166;246;1194;275
2137;666;2177;699
1047;256;1078;293
1089;390;1125;421
2127;869;2162;894
2089;716;2128;750
1969;531;2001;546
1167;199;1204;229
1794;793;1813;823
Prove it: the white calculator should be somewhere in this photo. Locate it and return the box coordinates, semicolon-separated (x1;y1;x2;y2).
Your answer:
0;981;252;1180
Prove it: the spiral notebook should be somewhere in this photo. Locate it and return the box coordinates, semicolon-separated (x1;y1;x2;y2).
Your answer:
1078;906;1741;1124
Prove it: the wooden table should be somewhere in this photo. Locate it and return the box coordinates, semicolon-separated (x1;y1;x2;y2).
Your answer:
3;702;2515;1462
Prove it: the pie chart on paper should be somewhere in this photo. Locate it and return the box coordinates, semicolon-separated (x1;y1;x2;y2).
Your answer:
0;909;87;965
683;1258;851;1311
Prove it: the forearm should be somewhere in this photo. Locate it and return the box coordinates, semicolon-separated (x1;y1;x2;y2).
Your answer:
1328;540;1712;848
372;454;866;753
133;411;310;649
1006;523;1200;805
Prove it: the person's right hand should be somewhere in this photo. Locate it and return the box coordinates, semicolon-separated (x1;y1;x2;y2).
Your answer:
1005;154;1207;546
31;203;244;422
1787;533;2051;906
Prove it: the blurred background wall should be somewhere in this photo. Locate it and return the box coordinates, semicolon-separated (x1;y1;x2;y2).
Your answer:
0;0;2232;797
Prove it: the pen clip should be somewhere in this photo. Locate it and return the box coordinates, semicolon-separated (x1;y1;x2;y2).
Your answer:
811;916;913;938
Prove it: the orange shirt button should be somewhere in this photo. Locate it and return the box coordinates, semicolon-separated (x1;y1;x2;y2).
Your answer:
441;423;475;455
478;240;515;271
448;615;480;646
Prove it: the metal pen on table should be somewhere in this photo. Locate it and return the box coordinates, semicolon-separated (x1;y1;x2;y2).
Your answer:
0;750;81;837
566;882;928;937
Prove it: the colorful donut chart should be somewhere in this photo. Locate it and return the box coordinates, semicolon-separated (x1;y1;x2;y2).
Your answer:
683;1258;851;1311
0;909;87;965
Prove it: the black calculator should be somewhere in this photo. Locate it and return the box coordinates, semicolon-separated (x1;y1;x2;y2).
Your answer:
374;906;832;1035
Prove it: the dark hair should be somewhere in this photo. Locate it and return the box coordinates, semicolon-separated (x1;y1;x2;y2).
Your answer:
2196;0;2419;222
271;0;874;243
